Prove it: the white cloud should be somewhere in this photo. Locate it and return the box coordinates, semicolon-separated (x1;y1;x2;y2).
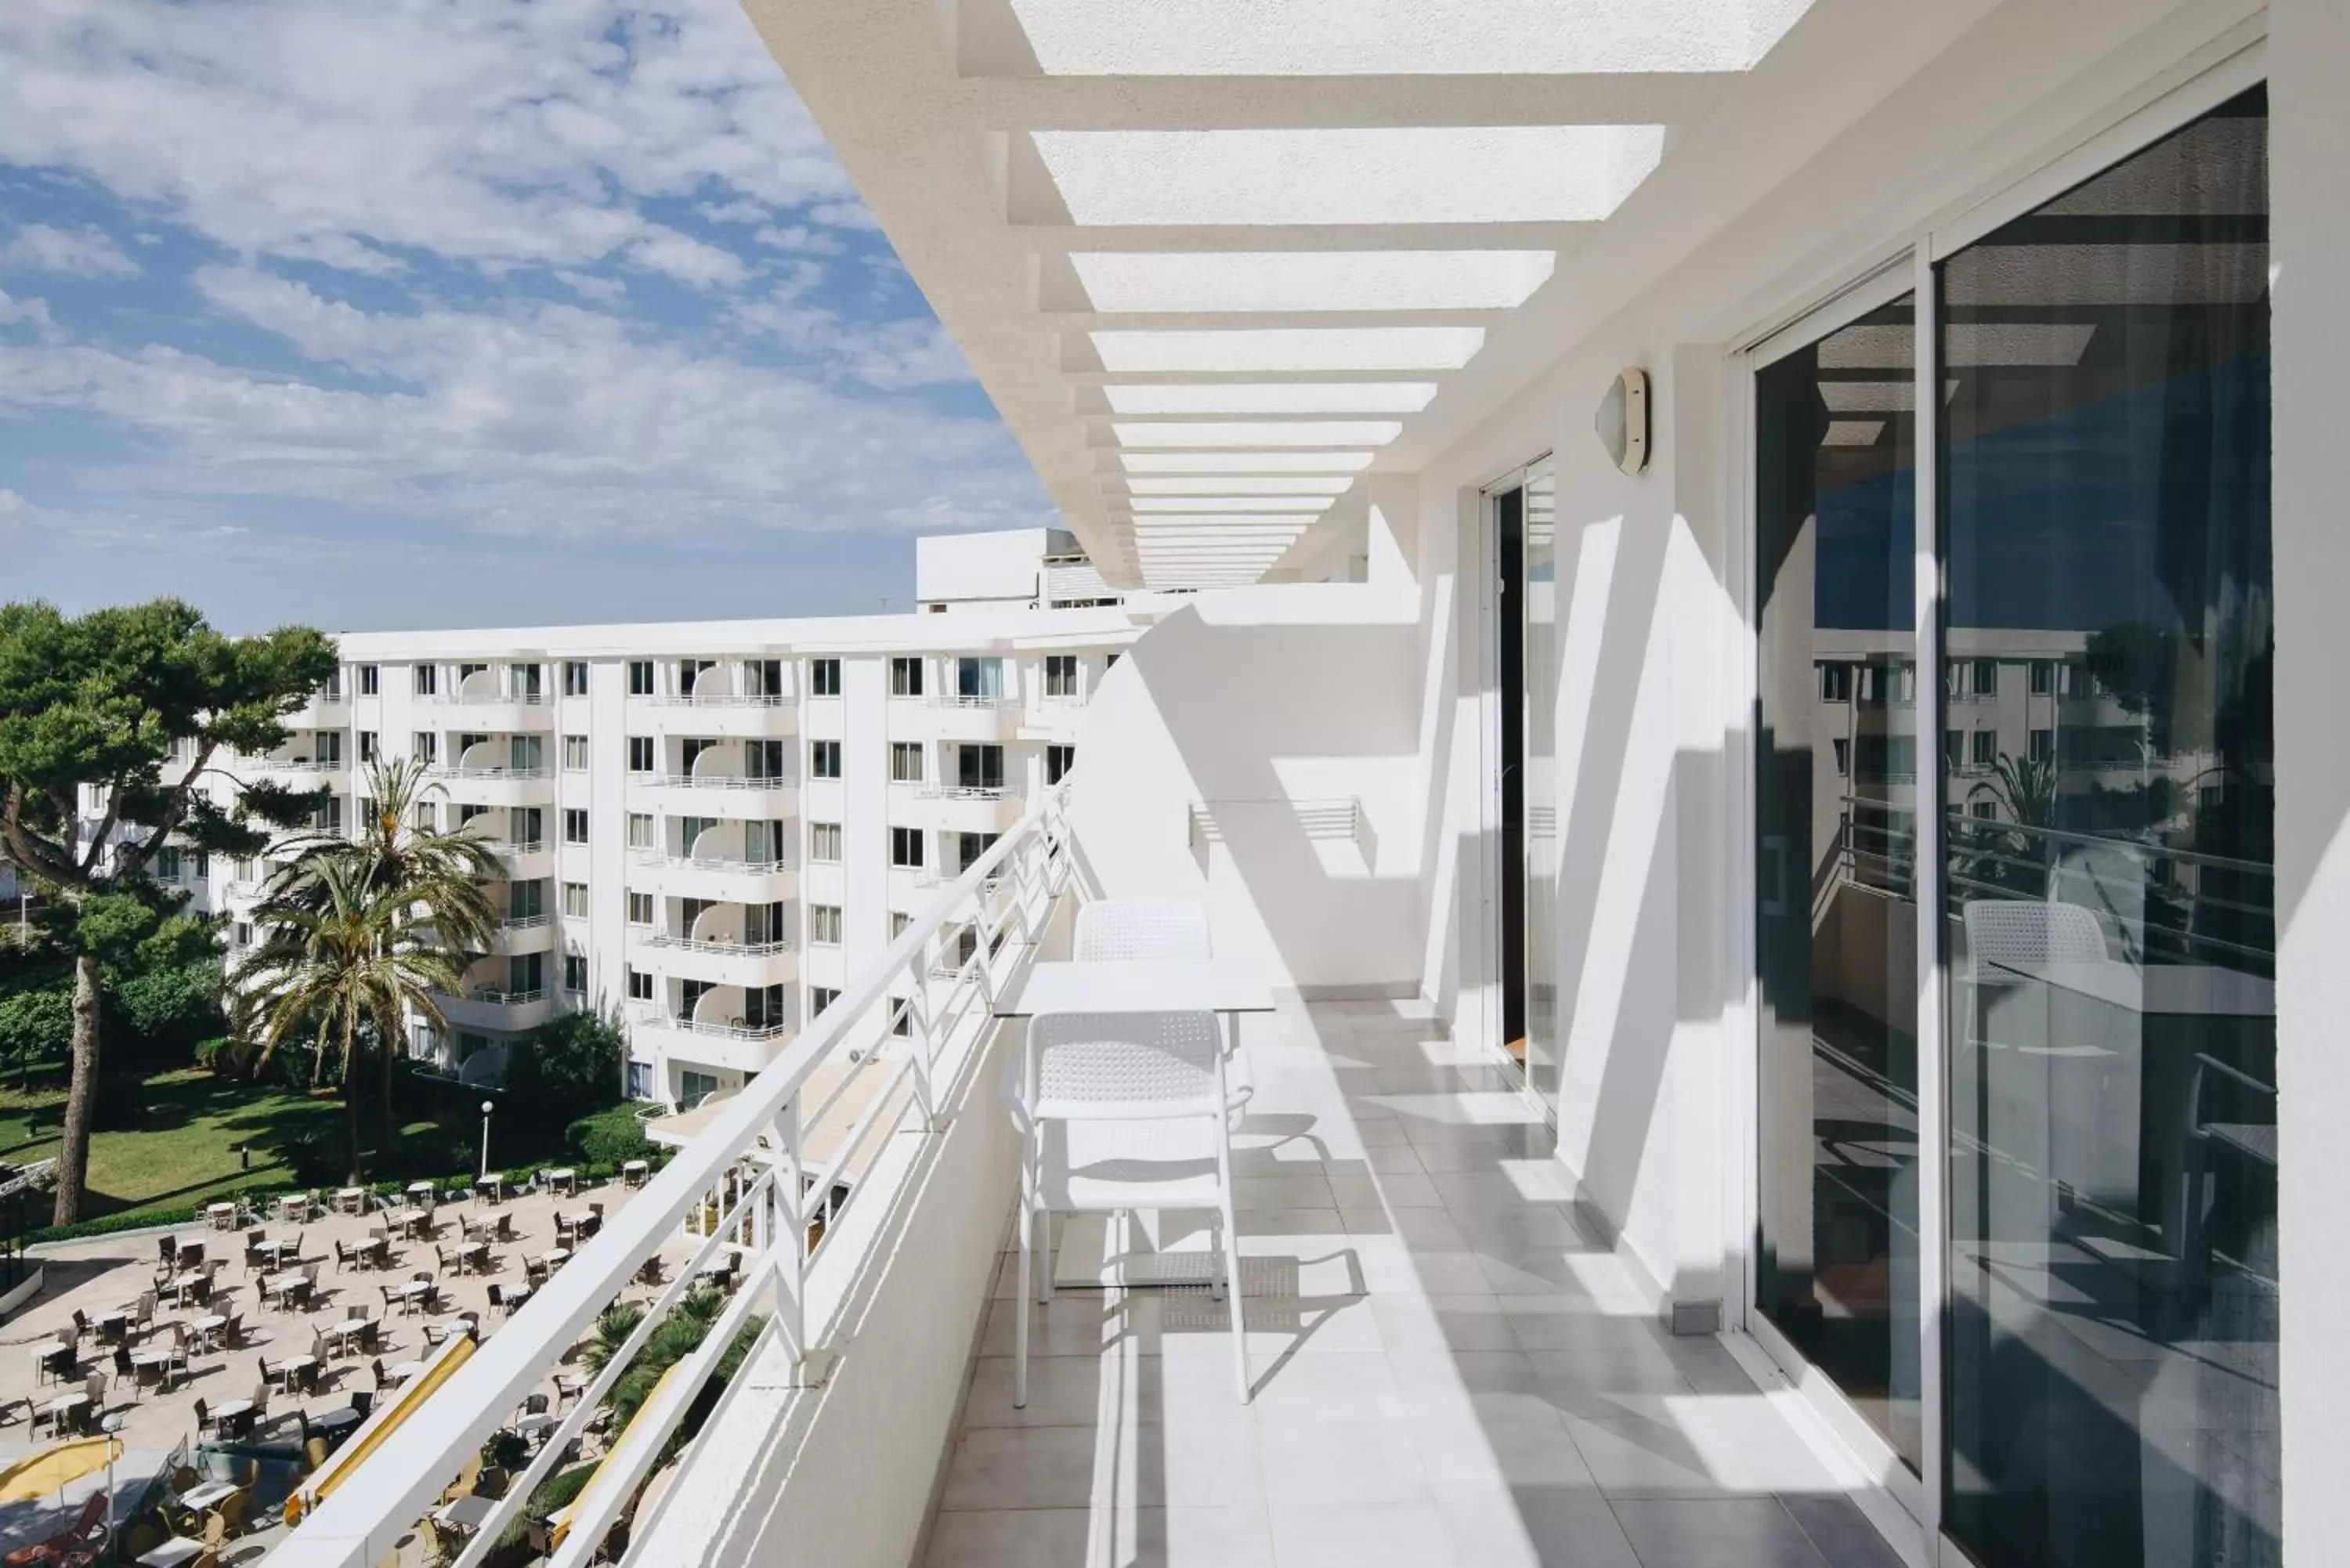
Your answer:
0;268;1041;537
3;222;139;277
627;228;749;290
0;489;26;517
553;269;625;304
0;285;52;328
0;0;869;275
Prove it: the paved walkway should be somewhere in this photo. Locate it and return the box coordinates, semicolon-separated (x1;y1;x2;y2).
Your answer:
922;1000;1907;1568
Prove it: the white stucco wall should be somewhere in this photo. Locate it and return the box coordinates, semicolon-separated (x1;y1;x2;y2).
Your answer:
1068;582;1428;995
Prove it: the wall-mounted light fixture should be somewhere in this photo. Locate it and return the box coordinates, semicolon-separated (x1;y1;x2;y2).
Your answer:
1593;367;1650;476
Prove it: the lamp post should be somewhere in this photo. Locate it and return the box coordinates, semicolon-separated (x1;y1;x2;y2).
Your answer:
479;1100;495;1183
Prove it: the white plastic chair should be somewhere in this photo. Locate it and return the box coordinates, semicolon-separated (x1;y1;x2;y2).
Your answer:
1075;898;1253;1122
1008;1009;1249;1406
1962;898;2110;981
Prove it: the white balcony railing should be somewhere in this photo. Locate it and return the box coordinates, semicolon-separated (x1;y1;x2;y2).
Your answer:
655;1016;792;1042
640;771;798;789
644;934;794;956
629;850;794;873
432;764;552;781
269;784;1072;1568
484;840;547;858
502;913;553;930
916;782;1023;801
928;693;1017;709
421;692;551;706
641;694;790;708
465;986;546;1006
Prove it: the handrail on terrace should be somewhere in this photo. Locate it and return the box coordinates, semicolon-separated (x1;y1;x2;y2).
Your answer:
266;782;1076;1568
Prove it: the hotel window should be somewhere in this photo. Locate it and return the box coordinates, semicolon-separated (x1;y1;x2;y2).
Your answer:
358;664;379;695
315;732;343;765
414;801;437;833
2028;659;2053;695
1105;652;1120;670
563;660;589;697
562;882;588;919
156;847;183;882
810;740;841;779
1969;729;1995;769
413;663;437;696
890;912;910;939
1044;654;1079;697
627;659;654;696
891;827;924;869
313;797;343;833
1943;729;1963;770
746;658;785;699
810;904;842;945
627;813;653;850
626;968;653;1003
1047;744;1076;786
890;742;924;783
747;739;786;781
953;656;1005;701
678;659;716;698
1817;663;1852;703
413;732;438;766
811;822;842;863
2027;728;2054;764
628;736;655;774
359;731;378;763
564;954;587;995
1831;738;1850;778
627;892;653;926
232;921;252;948
890;656;923;697
563;735;588;771
957;743;1005;791
809;986;840;1017
564;808;589;844
811;658;841;696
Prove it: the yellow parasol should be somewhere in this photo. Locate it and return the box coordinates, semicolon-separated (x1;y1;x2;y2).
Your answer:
0;1436;121;1504
546;1361;684;1551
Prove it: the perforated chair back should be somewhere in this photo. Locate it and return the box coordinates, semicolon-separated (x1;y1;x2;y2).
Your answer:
1028;1010;1224;1121
1074;899;1211;963
1962;898;2110;980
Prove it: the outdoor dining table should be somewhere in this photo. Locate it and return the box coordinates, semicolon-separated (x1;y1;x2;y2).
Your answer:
385;1359;427;1385
205;1202;239;1231
137;1537;206;1568
324;1317;376;1353
435;1494;496;1535
161;1270;209;1306
275;1194;314;1222
388;1280;436;1314
479;1173;505;1203
38;1389;92;1433
185;1313;227;1351
313;1404;364;1445
259;1237;301;1269
406;1180;438;1204
990;957;1277;1290
261;1269;307;1306
130;1345;182;1387
30;1342;74;1382
454;1239;491;1274
546;1168;578;1196
94;1307;133;1342
179;1479;238;1512
536;1248;571;1272
335;1187;367;1214
269;1353;318;1393
389;1206;432;1237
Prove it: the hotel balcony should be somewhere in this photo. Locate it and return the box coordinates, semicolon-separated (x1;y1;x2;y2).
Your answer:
917;692;1023;742
490;910;558;955
481;836;555;882
431;983;555;1034
907;779;1027;835
632;687;799;738
629;928;797;989
432;740;556;807
627;753;798;815
628;833;797;903
418;666;555;731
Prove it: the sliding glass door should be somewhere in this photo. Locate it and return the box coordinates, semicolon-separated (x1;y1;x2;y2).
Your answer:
1939;86;2274;1568
1752;79;2275;1568
1754;292;1925;1473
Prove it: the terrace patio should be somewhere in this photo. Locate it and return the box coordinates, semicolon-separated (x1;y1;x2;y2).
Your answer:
920;999;1904;1568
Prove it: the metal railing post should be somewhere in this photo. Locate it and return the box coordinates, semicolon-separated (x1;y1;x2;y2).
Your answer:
769;1097;805;1367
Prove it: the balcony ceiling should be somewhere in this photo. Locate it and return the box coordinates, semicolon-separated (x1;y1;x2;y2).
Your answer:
744;0;1997;588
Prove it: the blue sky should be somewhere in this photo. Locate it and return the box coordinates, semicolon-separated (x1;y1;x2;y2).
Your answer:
0;0;1054;632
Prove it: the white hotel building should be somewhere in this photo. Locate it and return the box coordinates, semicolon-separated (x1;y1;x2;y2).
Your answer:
170;529;1230;1107
260;5;2350;1568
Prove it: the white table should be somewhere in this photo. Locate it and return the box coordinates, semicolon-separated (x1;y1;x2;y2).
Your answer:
186;1313;227;1350
389;1281;435;1313
407;1181;439;1202
992;958;1276;1021
179;1479;238;1511
269;1353;318;1390
435;1494;496;1533
536;1248;571;1270
1986;959;2276;1017
206;1203;239;1230
385;1360;427;1384
335;1187;367;1214
275;1194;314;1222
547;1168;578;1196
994;959;1274;1289
139;1537;206;1568
325;1317;375;1352
206;1397;255;1429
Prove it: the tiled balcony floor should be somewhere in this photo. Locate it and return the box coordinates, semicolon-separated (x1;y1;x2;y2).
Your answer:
922;1000;1908;1568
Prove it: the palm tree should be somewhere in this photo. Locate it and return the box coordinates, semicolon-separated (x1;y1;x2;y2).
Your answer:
232;856;469;1180
231;756;505;1175
255;757;498;1114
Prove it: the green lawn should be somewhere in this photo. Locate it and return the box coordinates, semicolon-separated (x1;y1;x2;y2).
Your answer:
0;1068;523;1223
